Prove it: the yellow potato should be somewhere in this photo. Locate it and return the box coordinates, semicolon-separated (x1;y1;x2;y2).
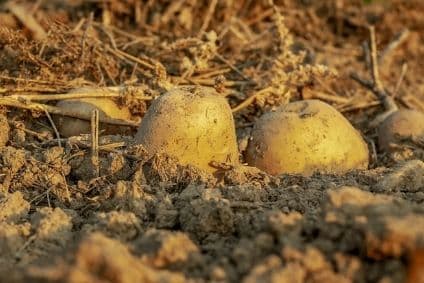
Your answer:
54;94;132;137
134;86;239;174
378;110;424;152
246;99;369;175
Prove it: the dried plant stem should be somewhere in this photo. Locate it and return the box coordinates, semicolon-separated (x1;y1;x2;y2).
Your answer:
61;172;71;203
42;138;125;151
0;97;139;127
43;109;62;148
1;87;64;93
305;91;350;104
91;110;100;178
0;75;68;86
29;0;43;15
8;120;48;141
180;77;252;87
192;67;231;79
370;26;398;124
15;235;36;258
232;87;274;113
214;53;253;82
81;13;94;60
6;87;153;102
108;47;155;70
379;29;410;64
369;26;384;93
199;0;218;36
46;139;139;161
92;22;157;46
104;48;155;79
393;63;408;98
162;0;186;25
351;26;398;128
246;8;274;26
401;95;424;112
6;2;46;40
338;100;381;113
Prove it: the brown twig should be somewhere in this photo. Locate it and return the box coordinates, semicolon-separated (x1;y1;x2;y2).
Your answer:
61;172;71;203
5;86;153;101
0;75;68;87
369;26;384;94
42;138;124;150
350;26;398;128
401;95;424;112
81;12;94;60
72;18;86;33
107;47;156;70
246;8;274;26
367;137;378;167
30;0;44;15
379;29;410;64
232;87;275;113
304;90;350;104
214;52;254;82
91;110;100;178
43;109;61;148
45;139;139;161
338;100;381;113
392;63;408;98
191;67;231;79
6;2;46;40
310;78;350;104
8;120;49;141
98;24;118;50
161;0;186;26
92;22;157;46
184;77;252;87
362;41;371;70
199;0;218;36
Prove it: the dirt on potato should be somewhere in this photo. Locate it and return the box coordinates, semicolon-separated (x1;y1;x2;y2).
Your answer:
0;1;423;283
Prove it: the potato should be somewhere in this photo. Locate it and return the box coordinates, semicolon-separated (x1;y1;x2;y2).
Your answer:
134;86;239;174
54;95;132;137
246;99;369;175
377;109;424;152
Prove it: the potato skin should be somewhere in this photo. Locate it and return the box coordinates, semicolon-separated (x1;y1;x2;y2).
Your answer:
54;97;132;137
246;100;369;176
378;110;424;152
134;86;239;173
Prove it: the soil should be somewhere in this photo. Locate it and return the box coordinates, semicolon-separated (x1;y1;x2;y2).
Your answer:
0;1;423;283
